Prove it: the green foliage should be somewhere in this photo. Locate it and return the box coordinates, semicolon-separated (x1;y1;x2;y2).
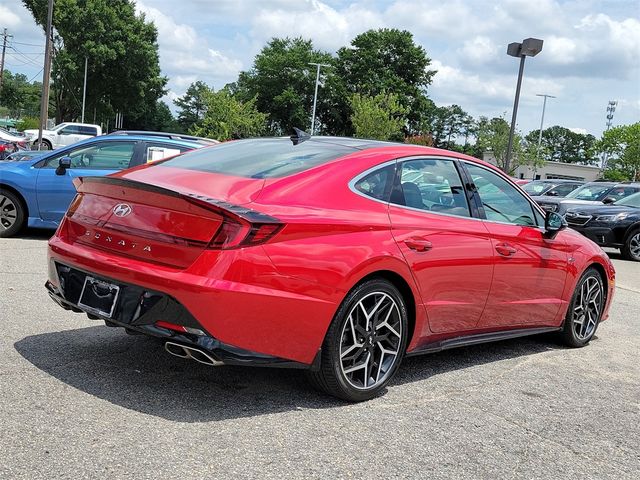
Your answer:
596;122;640;181
0;70;42;117
350;92;407;141
525;125;597;164
174;81;210;132
22;0;166;127
232;37;333;134
332;29;436;135
421;103;475;149
16;116;40;131
126;101;181;132
191;89;267;141
476;116;544;174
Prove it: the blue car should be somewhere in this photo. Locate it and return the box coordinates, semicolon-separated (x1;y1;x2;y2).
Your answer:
0;131;216;237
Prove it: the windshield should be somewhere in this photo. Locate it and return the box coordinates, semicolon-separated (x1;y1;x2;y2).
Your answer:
523;182;553;195
615;192;640;208
565;184;611;201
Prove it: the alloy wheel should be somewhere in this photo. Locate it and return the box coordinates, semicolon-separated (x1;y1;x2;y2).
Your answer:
572;276;603;341
339;291;403;390
629;232;640;260
0;194;18;231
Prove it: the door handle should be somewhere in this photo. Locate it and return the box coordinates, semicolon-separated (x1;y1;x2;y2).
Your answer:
404;237;433;252
495;243;517;257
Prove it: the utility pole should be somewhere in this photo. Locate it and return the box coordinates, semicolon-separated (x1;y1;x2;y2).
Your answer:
0;28;13;90
81;57;88;122
37;0;55;150
308;62;330;135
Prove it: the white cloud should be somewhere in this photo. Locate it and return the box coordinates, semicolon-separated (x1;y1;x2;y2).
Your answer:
0;5;21;27
569;127;587;135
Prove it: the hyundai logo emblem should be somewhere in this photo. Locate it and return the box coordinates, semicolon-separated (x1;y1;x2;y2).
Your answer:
113;203;132;217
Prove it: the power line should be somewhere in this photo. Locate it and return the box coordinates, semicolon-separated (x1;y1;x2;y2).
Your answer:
7;40;43;47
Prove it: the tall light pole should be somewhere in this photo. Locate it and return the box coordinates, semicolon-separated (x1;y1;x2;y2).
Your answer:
308;62;330;135
37;0;54;150
535;93;555;157
81;57;88;122
505;38;544;174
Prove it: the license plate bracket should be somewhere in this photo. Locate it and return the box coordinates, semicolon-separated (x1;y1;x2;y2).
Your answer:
78;276;120;318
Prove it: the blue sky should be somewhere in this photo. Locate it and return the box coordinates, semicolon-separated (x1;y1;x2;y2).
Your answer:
1;0;638;137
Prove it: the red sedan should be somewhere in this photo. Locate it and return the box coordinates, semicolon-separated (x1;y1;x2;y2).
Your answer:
46;136;615;401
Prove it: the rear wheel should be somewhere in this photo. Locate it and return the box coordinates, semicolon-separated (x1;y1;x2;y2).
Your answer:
560;267;605;347
0;190;25;238
622;228;640;262
307;279;409;402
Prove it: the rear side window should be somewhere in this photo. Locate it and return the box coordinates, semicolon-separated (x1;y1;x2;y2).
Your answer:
391;158;470;217
158;138;356;178
145;143;190;163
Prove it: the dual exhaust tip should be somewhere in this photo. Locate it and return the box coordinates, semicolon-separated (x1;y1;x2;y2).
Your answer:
164;341;224;366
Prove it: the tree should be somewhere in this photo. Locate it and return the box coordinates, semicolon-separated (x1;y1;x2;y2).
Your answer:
350;92;407;141
231;37;333;134
126;101;181;132
332;29;437;135
525;125;597;164
174;81;210;132
475;116;543;174
191;88;267;141
596;122;640;181
0;70;43;117
22;0;166;127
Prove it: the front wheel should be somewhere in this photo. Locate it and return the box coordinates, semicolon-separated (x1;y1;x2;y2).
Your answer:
622;229;640;262
560;267;605;348
307;279;409;402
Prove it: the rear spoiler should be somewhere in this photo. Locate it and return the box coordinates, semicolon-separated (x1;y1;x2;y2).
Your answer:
73;176;279;224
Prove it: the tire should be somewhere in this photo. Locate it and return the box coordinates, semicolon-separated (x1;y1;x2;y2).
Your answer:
307;278;409;402
559;267;605;348
0;189;26;238
39;139;52;150
622;228;640;262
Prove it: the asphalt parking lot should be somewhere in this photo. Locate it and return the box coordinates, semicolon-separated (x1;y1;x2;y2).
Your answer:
1;231;638;479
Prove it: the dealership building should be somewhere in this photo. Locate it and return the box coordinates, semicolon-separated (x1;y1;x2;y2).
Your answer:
483;152;602;182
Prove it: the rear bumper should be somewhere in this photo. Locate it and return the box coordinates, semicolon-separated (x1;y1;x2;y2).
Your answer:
45;264;316;369
47;234;337;365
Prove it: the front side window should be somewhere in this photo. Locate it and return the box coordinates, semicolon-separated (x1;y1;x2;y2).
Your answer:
466;163;538;226
390;158;470;217
615;192;640;208
354;164;395;202
59;125;83;135
547;183;580;197
45;141;136;169
606;186;640;201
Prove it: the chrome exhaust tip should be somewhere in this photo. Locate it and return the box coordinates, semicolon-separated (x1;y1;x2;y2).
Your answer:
164;341;223;366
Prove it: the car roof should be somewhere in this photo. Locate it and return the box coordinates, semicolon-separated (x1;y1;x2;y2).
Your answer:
108;130;218;146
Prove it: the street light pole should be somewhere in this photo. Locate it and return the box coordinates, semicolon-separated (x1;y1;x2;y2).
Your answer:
535;93;556;157
37;0;54;151
504;38;544;174
308;62;330;135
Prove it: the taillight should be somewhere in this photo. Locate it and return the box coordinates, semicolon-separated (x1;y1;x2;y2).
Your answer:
208;217;282;249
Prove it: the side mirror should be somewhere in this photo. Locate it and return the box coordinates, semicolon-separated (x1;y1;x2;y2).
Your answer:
56;157;72;175
602;196;616;204
545;190;559;197
544;211;567;238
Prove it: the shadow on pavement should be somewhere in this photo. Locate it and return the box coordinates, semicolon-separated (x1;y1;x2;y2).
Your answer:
14;324;562;423
12;228;55;241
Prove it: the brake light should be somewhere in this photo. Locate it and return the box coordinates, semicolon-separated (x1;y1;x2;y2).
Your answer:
208;217;283;249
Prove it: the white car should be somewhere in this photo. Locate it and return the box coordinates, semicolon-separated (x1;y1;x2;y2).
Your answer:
0;127;27;144
23;122;102;150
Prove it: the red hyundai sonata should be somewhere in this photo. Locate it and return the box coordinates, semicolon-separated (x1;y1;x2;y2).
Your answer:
46;136;615;401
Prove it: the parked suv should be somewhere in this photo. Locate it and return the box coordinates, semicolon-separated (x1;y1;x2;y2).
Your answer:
534;182;640;216
523;179;584;198
565;192;640;261
23;122;103;150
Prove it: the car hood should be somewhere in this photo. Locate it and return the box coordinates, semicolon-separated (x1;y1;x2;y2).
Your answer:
566;205;638;215
0;156;45;168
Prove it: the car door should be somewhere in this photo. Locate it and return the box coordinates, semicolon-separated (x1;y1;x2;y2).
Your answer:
35;140;138;222
463;162;570;328
388;157;494;334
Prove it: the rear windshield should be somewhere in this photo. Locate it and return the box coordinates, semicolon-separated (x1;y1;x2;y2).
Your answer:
158;138;357;178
